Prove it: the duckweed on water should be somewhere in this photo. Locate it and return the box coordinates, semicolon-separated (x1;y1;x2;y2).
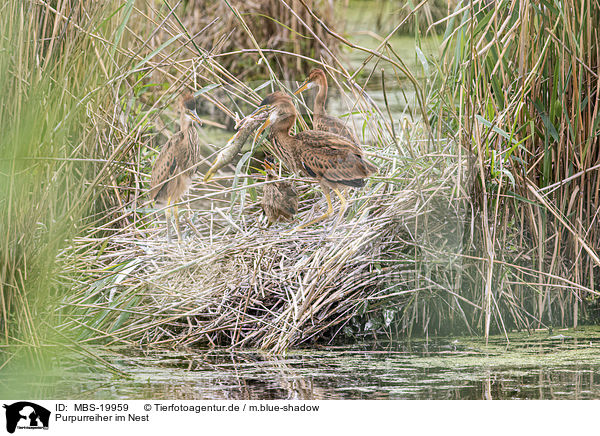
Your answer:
2;327;599;400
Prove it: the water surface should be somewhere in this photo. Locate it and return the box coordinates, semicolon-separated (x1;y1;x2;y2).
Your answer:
4;328;600;400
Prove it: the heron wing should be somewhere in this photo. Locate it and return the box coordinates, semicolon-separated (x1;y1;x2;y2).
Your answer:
150;134;180;201
296;131;376;187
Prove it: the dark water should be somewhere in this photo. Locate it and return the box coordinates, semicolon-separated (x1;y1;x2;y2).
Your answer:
3;328;600;400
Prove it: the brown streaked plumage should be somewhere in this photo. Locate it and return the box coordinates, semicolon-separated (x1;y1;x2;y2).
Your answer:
294;68;359;143
150;91;201;242
261;159;298;225
254;92;376;231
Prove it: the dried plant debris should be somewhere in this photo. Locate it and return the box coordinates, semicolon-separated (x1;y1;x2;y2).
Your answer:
62;133;471;353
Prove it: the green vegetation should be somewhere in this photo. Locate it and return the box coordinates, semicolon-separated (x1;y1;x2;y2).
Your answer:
1;0;599;383
433;0;600;338
0;1;119;360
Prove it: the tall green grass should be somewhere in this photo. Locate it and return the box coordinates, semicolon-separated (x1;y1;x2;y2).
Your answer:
0;0;131;364
435;0;600;338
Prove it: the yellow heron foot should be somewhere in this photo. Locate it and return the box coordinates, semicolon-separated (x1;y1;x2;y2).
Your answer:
284;190;334;234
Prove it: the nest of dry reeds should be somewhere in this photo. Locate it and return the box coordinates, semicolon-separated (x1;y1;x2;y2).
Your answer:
62;127;469;353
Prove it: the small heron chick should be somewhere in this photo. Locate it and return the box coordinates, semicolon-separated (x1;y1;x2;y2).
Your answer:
261;158;298;225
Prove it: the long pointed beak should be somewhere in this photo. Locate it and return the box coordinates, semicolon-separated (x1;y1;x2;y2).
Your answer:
204;152;227;182
263;159;274;171
187;109;203;125
293;80;311;95
248;105;271;118
254;118;271;142
204;164;218;182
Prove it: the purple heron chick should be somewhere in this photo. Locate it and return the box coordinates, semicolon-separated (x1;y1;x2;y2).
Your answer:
261;159;298;225
150;91;202;242
294;68;359;143
254;92;376;231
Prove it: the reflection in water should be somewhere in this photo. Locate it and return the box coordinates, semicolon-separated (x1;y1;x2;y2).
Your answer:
2;330;600;400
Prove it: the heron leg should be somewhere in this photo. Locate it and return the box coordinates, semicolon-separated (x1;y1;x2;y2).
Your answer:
173;204;183;242
290;189;334;232
333;187;347;222
165;199;172;244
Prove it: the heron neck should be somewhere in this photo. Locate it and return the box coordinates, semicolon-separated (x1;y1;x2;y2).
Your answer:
314;80;327;116
180;108;191;131
272;111;296;134
271;115;300;150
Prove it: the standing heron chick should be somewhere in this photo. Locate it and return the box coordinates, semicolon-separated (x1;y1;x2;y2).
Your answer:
254;92;376;231
294;68;359;143
150;91;202;242
261;159;298;225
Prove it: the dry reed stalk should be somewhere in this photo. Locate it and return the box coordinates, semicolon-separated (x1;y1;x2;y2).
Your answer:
60;133;471;351
438;0;600;337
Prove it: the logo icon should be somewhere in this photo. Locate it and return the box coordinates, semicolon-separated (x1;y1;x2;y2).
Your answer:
3;402;50;434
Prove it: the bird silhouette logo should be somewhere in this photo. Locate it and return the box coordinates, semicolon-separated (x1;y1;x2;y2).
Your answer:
3;402;50;434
